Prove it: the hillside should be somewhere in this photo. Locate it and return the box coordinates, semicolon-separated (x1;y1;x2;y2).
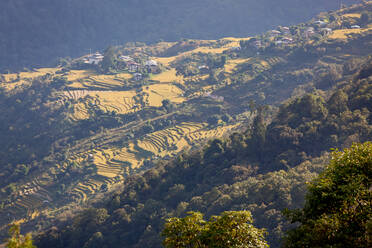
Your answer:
34;59;372;247
0;0;356;72
0;2;371;246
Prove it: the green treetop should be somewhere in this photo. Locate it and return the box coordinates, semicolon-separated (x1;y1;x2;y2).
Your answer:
283;142;372;248
162;210;269;248
6;224;36;248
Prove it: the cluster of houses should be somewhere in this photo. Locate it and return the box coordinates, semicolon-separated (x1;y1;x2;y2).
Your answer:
83;52;104;65
247;17;363;50
118;55;159;81
81;52;160;81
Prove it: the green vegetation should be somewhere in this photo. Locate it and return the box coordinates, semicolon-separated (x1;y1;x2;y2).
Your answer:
162;211;268;248
6;224;36;248
283;142;372;248
33;62;372;247
0;2;371;247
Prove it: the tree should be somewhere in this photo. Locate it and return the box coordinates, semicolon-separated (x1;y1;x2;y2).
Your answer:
162;211;268;248
100;46;117;73
6;224;36;248
283;142;372;248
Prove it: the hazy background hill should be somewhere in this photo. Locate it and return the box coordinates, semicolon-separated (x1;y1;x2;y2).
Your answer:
0;0;355;72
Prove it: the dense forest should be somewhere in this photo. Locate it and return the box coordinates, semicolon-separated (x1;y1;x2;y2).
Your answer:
34;62;372;247
0;0;355;72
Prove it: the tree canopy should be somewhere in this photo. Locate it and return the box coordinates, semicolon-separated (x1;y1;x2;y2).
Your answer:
6;224;36;248
162;211;268;248
283;142;372;248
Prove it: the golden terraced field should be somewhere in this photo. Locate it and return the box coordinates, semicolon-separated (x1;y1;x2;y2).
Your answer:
143;83;185;106
151;68;184;83
0;68;59;91
328;28;372;39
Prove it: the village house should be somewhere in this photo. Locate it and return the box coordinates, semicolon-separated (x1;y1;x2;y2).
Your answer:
119;55;133;62
133;73;143;81
281;37;294;44
281;26;291;35
126;61;140;72
253;40;262;49
275;40;284;46
198;65;209;73
145;60;158;67
320;27;333;35
145;60;159;73
304;27;315;38
269;30;281;37
204;92;224;101
83;52;104;65
314;20;327;26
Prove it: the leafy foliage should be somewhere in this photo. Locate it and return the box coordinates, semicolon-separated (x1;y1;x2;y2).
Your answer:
6;224;36;248
162;211;268;248
283;142;372;248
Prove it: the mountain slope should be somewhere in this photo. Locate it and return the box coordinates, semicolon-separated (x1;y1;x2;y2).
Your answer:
0;2;371;245
34;61;372;247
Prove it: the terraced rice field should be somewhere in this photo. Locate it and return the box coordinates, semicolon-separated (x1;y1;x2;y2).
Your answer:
342;13;361;18
63;90;138;120
154;56;178;67
185;124;239;142
93;149;127;178
1;68;59;91
8;178;52;215
66;71;133;89
70;145;140;179
153;39;241;66
70;179;104;202
265;57;285;67
137;122;206;156
328;28;372;39
224;58;251;73
65;70;97;81
2;68;58;82
64;84;185;121
151;68;184;83
70;102;90;121
143;83;185;106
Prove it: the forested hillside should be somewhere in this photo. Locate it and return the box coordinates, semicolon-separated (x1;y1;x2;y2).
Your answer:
0;2;371;247
34;61;372;247
0;0;355;72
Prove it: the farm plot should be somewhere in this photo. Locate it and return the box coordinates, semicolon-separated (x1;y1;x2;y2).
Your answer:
143;83;185;107
65;70;97;82
152;39;238;66
2;68;58;83
328;28;372;39
64;90;138;120
151;68;184;83
92;149;125;178
224;58;251;73
9;178;51;215
137;122;206;156
1;67;58;91
66;71;133;90
185;124;239;143
69;179;106;203
70;145;140;179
